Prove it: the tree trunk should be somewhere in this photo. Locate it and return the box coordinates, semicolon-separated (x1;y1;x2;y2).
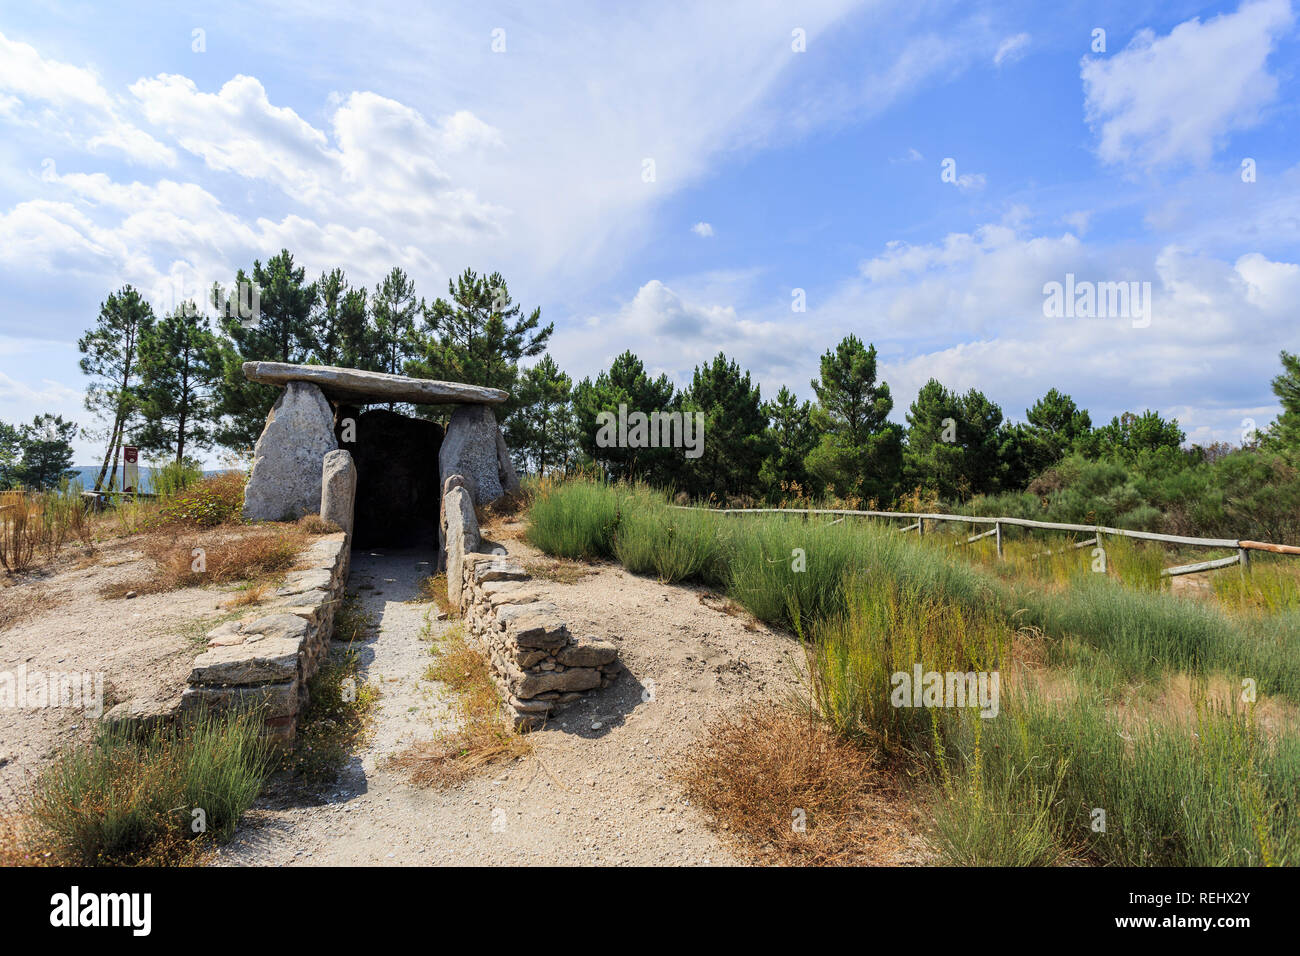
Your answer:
176;344;190;465
92;414;121;491
106;425;122;492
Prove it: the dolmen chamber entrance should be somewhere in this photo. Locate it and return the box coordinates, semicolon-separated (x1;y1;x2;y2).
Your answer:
236;360;619;731
208;360;619;733
239;361;521;550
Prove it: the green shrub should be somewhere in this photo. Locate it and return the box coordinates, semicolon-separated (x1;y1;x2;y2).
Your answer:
614;504;731;585
940;692;1300;866
26;709;271;865
148;472;245;528
525;478;622;558
150;458;205;499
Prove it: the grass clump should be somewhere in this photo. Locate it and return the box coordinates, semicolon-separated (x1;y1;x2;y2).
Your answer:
23;709;272;865
808;577;1007;752
413;572;459;618
525;477;622;559
282;650;377;783
614;504;731;586
932;692;1299;867
392;620;531;789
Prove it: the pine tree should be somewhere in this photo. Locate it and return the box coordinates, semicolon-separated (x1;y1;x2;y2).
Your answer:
133;305;223;464
760;386;817;498
370;267;422;379
805;335;902;502
313;268;373;368
1266;350;1300;452
504;354;575;476
903;380;1006;500
679;353;771;500
572;351;678;483
409;269;552;417
213;250;318;450
78;285;155;491
0;420;21;489
14;415;77;490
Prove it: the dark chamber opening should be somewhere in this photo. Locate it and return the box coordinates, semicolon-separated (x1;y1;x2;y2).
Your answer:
341;406;443;549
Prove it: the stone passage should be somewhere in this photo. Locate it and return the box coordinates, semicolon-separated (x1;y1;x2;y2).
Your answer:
107;532;352;745
183;533;350;744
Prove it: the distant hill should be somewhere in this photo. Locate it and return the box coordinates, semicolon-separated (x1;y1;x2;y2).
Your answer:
67;465;230;494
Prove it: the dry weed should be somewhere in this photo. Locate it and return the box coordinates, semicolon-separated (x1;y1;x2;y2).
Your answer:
390;622;531;789
677;704;924;866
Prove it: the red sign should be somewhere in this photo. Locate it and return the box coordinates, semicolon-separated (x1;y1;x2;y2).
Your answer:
124;446;138;464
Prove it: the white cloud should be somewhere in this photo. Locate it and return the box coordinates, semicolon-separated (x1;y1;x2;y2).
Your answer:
0;30;174;166
549;279;803;390
831;218;1295;440
1062;210;1094;236
1081;0;1294;169
691;221;715;238
993;32;1031;66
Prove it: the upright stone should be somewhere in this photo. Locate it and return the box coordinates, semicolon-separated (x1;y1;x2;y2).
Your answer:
495;426;522;497
320;449;358;536
443;483;480;610
243;382;338;521
440;404;508;505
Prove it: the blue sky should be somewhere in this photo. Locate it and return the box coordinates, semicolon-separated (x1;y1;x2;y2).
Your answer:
1;0;1298;464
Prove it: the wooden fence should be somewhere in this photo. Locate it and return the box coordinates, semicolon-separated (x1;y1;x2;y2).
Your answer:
671;505;1300;577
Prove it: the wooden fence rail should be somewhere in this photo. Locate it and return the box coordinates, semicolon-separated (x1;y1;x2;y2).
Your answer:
669;505;1299;577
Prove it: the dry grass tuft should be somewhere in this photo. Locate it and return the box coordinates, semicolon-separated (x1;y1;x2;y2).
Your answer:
295;514;341;536
390;621;531;789
222;582;271;610
0;812;47;866
0;584;58;631
413;572;459;618
677;704;924;866
522;557;594;585
101;526;307;598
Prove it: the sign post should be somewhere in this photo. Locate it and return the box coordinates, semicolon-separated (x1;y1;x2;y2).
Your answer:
123;446;139;494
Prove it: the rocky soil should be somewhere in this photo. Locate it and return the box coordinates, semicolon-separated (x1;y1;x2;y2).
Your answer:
0;540;227;803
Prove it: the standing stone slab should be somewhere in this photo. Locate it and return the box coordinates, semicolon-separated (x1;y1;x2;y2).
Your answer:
242;382;338;521
444;484;481;610
440;404;507;505
495;426;522;497
320;449;358;536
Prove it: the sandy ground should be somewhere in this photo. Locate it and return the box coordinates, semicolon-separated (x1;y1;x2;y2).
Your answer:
217;534;905;866
0;539;231;804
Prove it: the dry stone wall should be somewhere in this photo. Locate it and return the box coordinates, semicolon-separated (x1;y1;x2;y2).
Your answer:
182;533;351;744
444;480;619;728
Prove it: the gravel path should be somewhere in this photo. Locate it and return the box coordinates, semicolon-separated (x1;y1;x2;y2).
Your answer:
217;545;765;866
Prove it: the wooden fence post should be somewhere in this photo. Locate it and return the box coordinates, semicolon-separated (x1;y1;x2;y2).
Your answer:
995;521;1003;560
